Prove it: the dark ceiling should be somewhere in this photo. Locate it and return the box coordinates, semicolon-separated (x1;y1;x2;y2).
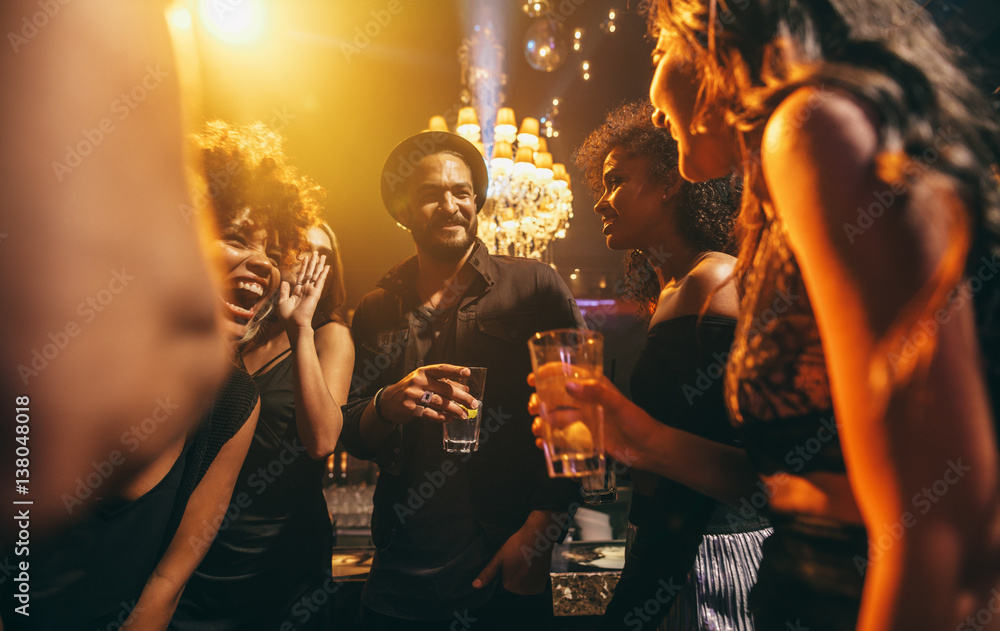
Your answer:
194;0;1000;311
197;1;670;309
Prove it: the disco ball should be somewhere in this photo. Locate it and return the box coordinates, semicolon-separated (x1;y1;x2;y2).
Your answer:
523;19;568;72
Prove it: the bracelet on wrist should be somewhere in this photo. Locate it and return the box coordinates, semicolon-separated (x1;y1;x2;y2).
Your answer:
373;387;394;425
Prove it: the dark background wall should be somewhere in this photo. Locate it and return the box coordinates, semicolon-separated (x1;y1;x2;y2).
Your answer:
192;0;1000;311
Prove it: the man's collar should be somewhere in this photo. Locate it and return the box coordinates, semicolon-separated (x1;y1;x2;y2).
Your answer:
376;239;495;294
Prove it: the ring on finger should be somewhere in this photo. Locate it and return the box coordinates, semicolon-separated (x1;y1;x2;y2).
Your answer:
419;391;434;405
412;405;426;418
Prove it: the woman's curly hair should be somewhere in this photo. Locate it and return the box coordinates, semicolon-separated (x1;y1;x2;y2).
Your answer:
192;121;323;345
574;100;741;315
192;120;321;269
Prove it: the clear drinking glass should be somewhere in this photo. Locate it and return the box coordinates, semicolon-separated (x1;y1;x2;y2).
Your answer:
442;367;487;453
528;329;605;478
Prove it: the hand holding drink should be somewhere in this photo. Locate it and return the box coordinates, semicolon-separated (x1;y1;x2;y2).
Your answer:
527;329;605;478
442;367;487;453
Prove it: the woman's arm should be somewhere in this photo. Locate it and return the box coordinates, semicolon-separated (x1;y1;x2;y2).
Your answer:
123;401;260;630
290;321;355;459
762;86;999;631
530;258;758;506
279;253;355;459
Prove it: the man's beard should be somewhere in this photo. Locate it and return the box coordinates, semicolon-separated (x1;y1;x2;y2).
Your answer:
411;211;478;262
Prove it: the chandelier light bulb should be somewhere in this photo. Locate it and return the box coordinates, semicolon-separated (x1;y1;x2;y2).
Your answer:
456;106;481;141
494;107;518;144
513;146;537;176
491;140;514;169
535;152;554;180
517;117;540;150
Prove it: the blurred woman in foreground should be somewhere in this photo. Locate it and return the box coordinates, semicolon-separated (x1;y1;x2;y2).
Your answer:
1;120;321;629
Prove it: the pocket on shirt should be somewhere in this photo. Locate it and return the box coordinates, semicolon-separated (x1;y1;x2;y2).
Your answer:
357;328;409;385
475;311;542;345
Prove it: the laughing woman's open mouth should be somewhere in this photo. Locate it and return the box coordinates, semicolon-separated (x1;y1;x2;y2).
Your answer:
222;276;268;325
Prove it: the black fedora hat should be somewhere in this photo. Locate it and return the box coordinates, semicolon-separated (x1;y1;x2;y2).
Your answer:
379;131;489;219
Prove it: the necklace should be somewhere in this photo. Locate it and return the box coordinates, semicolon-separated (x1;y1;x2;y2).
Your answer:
417;285;442;311
418;277;455;313
416;266;471;312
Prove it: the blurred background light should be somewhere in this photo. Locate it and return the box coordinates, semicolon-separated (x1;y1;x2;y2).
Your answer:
199;0;267;45
168;5;193;30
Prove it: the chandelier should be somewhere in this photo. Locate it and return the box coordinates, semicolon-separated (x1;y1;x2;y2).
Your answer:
424;24;573;262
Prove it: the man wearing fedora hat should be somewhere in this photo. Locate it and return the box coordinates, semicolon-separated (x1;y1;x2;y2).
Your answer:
341;131;583;629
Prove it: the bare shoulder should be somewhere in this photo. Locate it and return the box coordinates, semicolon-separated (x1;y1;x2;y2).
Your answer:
762;85;881;189
688;253;736;289
659;253;738;321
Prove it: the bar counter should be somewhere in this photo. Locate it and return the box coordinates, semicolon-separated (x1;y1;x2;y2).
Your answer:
328;540;625;623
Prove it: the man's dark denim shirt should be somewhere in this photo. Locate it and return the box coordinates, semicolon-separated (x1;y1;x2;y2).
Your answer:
342;239;585;542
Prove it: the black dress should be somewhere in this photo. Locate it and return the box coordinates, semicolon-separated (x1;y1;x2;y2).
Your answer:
172;345;333;631
0;366;257;631
725;218;868;631
600;315;769;631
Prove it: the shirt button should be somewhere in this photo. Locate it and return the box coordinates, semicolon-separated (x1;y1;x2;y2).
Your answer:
393;447;401;453
472;258;479;265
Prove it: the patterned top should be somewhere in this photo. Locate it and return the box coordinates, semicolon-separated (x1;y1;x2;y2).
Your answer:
725;217;844;476
724;214;867;631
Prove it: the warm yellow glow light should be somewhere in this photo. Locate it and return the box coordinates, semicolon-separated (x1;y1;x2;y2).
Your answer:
199;0;267;45
168;5;193;29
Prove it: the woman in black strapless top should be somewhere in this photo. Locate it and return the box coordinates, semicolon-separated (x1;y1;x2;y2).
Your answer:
569;101;769;631
567;1;1000;630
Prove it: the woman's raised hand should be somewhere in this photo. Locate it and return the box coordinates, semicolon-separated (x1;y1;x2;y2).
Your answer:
279;251;329;330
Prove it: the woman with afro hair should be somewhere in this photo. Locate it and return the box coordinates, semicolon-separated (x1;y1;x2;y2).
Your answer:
171;122;354;631
572;101;770;630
